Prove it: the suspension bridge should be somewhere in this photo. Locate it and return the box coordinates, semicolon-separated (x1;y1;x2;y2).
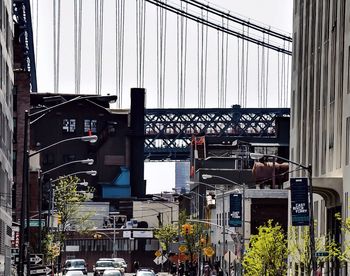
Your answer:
14;0;292;159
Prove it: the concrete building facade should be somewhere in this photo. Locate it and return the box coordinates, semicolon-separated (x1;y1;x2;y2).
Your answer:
291;0;350;274
0;0;13;274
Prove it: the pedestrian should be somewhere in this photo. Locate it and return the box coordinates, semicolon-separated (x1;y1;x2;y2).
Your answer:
179;262;185;276
133;260;140;272
171;262;177;275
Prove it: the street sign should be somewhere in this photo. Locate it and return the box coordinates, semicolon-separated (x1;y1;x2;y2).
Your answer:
155;250;162;257
30;254;43;266
153;256;167;265
315;251;329;257
229;193;242;227
27;219;46;228
12;254;43;266
203;246;214;257
30;266;51;275
178;245;187;253
291;178;309;226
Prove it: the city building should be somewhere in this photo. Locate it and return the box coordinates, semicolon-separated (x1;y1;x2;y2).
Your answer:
188;120;290;272
0;0;14;274
175;161;190;193
291;0;350;274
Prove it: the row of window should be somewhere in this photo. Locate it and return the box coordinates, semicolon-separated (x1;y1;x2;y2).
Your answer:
0;101;12;160
63;119;97;134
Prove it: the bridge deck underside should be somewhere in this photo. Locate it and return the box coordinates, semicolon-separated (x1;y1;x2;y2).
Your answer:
144;107;290;160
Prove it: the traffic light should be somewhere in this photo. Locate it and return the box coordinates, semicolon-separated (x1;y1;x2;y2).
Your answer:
181;224;193;236
57;214;62;225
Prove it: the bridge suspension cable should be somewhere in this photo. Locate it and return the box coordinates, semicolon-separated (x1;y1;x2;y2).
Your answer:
197;8;208;108
95;0;104;95
74;0;83;94
53;0;61;93
176;2;188;108
145;0;292;55
136;0;146;88
217;17;228;108
116;0;125;108
157;1;167;108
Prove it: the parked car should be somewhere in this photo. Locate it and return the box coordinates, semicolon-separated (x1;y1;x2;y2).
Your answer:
66;271;85;276
103;270;122;276
93;260;118;276
135;268;156;276
63;259;88;275
98;258;125;275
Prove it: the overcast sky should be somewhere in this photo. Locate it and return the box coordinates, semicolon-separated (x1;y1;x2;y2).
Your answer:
31;0;293;194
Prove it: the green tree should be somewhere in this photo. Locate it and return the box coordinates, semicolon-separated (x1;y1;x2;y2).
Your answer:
243;220;287;276
288;226;339;274
43;176;94;263
154;224;178;253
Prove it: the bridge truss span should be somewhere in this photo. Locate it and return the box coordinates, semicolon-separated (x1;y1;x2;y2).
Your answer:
145;106;290;160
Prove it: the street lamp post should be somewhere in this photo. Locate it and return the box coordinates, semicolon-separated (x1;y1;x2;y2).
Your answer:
202;174;246;275
38;159;94;250
109;212;122;258
188;180;226;272
19;95;113;275
48;170;97;230
19;133;97;275
250;152;317;275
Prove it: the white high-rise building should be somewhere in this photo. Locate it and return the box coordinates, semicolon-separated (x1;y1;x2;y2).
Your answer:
291;0;350;274
0;0;13;274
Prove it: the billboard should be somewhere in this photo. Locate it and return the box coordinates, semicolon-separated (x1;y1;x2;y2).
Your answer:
290;177;309;226
229;193;242;227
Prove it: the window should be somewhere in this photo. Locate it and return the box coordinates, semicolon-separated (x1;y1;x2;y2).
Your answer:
42;153;55;165
84;119;97;133
63;154;76;163
62;119;76;133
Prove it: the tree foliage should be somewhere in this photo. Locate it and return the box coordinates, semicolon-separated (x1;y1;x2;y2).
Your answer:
154;224;178;253
333;212;350;263
243;220;287;276
43;176;94;262
288;226;339;274
54;176;95;233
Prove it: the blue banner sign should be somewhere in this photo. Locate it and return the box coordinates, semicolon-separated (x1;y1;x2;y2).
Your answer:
229;193;242;227
291;177;309;226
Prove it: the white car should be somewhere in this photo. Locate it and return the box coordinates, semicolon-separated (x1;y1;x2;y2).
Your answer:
98;258;125;275
66;271;84;276
103;270;122;276
94;260;117;276
111;258;127;270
